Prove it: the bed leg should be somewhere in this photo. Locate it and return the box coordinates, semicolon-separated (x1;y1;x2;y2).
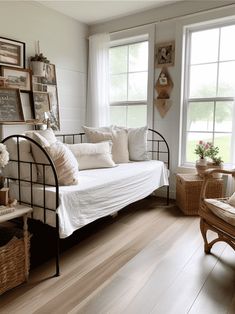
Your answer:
55;214;60;276
166;185;169;205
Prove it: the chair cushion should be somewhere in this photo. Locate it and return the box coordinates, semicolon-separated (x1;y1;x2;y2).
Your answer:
204;198;235;226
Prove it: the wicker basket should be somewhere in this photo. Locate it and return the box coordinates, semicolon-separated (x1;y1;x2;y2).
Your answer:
0;230;30;295
176;174;224;215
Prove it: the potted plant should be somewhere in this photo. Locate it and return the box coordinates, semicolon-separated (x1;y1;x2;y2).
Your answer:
206;144;223;178
30;53;50;77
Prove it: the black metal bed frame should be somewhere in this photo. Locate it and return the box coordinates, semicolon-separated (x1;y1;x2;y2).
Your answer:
1;129;170;276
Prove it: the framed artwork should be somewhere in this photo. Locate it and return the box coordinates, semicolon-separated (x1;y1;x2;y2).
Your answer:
20;93;34;121
1;66;32;92
0;37;25;68
155;41;175;67
42;63;56;85
33;92;50;121
47;85;60;130
0;88;24;122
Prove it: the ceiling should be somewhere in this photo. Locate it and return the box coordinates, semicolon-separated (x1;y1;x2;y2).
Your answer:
36;1;182;25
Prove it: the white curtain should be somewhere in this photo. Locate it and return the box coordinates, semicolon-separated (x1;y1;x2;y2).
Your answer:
87;33;110;127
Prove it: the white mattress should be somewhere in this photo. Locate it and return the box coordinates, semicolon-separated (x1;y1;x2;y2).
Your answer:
10;160;169;238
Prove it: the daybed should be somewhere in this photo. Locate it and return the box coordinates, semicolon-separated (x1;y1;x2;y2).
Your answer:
2;128;170;275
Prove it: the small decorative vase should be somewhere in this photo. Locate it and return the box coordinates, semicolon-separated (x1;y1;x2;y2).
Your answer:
196;158;207;177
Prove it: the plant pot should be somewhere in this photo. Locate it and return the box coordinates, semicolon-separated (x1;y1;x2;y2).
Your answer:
31;61;46;77
196;158;207;177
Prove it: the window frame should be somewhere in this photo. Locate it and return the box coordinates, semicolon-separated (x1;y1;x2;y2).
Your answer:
181;21;235;167
109;26;155;129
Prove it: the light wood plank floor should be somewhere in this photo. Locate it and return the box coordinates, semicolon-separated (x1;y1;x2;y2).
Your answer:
0;197;235;314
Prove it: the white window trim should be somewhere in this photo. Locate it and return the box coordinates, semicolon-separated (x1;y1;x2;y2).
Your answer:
110;25;155;129
181;20;235;168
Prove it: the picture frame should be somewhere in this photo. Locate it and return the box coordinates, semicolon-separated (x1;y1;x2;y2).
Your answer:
33;92;50;121
0;88;24;122
20;93;34;121
155;41;175;67
47;85;60;130
0;37;25;68
1;66;32;92
42;63;56;85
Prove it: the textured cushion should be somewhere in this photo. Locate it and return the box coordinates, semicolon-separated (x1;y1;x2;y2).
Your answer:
83;126;129;163
46;141;79;186
67;142;116;170
32;133;79;186
204;198;235;226
113;125;148;161
228;192;235;207
25;128;57;145
3;138;37;182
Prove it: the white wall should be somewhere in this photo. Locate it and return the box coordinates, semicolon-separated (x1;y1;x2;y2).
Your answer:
0;1;88;137
89;0;235;198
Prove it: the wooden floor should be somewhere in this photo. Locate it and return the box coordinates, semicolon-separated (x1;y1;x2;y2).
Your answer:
0;197;235;314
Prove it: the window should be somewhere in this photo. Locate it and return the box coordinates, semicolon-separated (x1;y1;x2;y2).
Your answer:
109;40;148;127
182;23;235;166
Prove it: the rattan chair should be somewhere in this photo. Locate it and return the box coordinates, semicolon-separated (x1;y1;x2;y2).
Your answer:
199;168;235;254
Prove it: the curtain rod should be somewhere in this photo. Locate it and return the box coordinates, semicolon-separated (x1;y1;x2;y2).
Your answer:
107;2;235;35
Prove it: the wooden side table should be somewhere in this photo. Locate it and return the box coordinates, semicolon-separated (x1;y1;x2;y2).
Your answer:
176;174;224;215
0;205;32;280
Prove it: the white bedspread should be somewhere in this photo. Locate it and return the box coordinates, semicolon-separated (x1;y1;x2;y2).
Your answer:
10;160;168;238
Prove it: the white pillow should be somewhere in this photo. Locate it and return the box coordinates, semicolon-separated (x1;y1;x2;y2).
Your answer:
33;133;79;186
82;126;129;163
25;129;57;183
3;138;37;182
113;125;148;161
228;192;235;207
67;142;116;170
25;128;57;145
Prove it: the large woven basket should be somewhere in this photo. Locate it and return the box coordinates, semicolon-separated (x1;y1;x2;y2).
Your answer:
0;233;30;295
176;174;224;215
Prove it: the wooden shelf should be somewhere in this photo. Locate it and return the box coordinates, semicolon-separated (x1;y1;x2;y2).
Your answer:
0;121;45;126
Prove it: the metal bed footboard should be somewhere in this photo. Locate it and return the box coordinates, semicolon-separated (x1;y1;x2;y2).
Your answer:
1;135;60;276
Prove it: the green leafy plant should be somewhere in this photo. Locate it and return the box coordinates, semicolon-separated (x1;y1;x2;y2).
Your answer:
194;141;210;159
30;53;50;64
195;141;223;165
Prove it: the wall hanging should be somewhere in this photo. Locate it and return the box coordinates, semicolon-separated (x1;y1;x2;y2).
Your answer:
0;37;25;68
154;67;173;118
0;88;24;122
155;41;175;67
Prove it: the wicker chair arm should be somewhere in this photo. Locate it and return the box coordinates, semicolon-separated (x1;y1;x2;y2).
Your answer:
200;168;235;203
204;168;235;178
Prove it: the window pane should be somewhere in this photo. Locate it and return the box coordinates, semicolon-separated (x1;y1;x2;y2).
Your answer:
186;132;213;162
128;72;147;101
129;41;148;72
110;105;127;126
215;101;234;132
214;133;232;163
220;25;235;61
189;64;217;98
217;61;235;97
109;46;127;74
191;29;219;64
187;102;214;132
110;74;127;102
127;105;147;127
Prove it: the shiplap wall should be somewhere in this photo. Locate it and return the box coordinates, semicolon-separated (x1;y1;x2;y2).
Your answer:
0;1;88;137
